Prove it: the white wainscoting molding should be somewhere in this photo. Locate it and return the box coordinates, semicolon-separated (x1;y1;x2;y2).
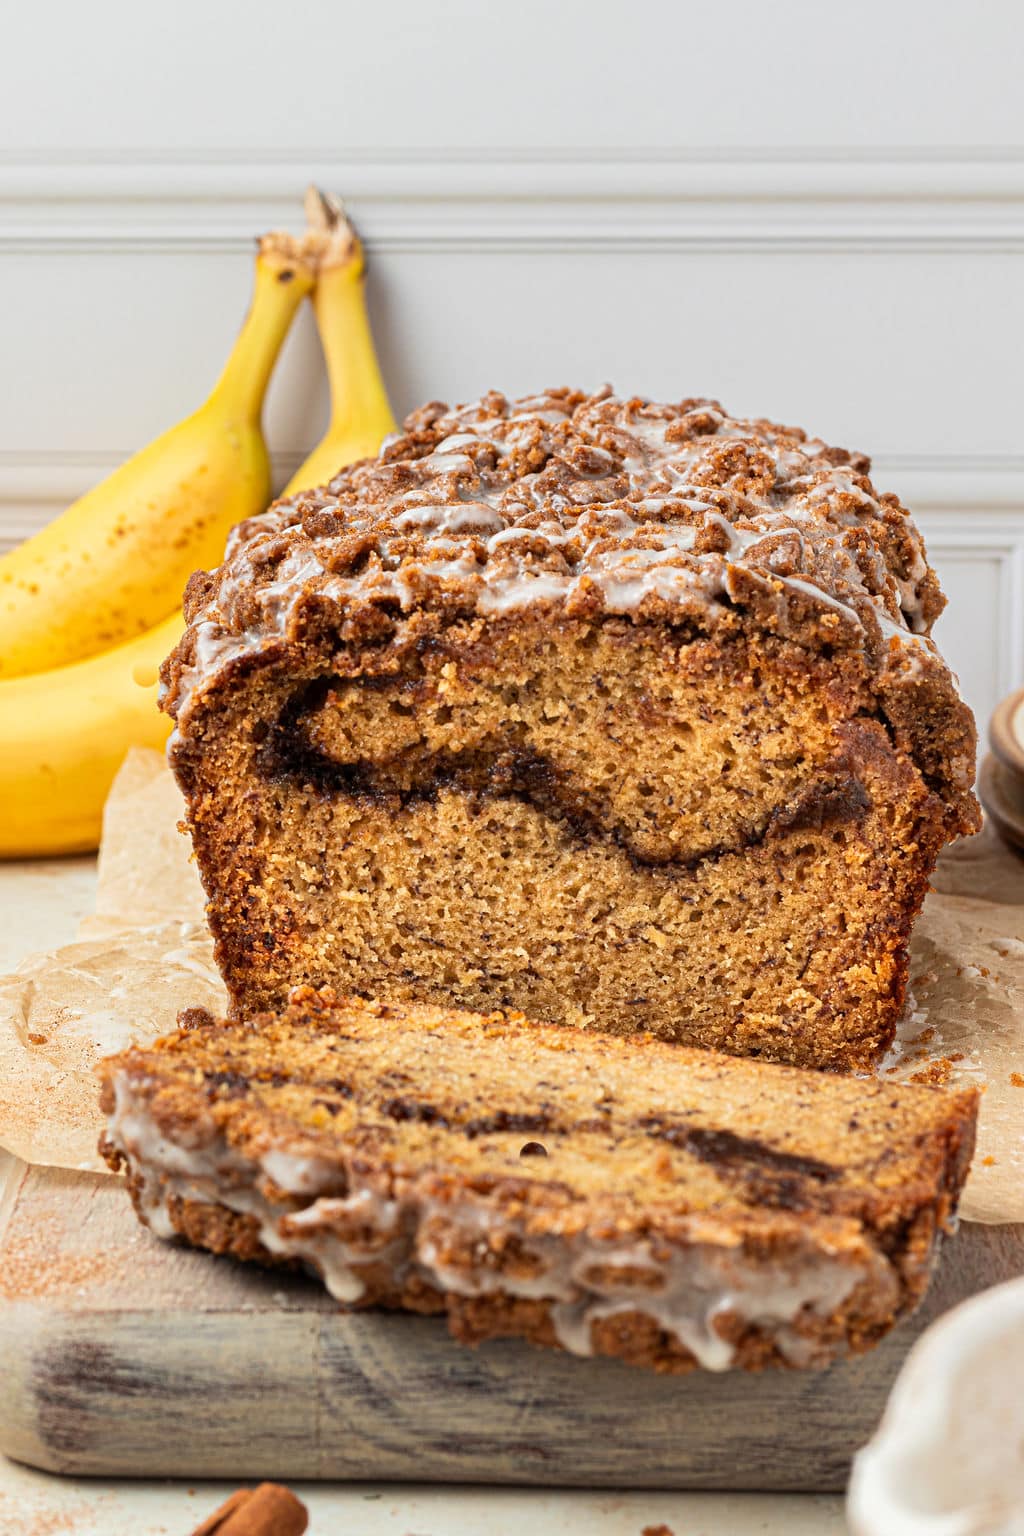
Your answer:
2;450;1022;727
879;461;1024;717
2;148;1022;725
2;150;1024;253
915;511;1024;717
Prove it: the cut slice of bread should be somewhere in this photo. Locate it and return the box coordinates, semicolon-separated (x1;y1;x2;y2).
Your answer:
99;989;978;1374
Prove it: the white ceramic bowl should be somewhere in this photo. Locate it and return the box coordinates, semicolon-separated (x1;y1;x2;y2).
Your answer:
848;1276;1024;1536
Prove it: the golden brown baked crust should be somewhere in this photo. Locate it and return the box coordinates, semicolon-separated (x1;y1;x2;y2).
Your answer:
160;389;979;1069
100;990;979;1375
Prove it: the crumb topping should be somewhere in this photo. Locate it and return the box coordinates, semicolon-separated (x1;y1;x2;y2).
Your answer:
162;387;974;807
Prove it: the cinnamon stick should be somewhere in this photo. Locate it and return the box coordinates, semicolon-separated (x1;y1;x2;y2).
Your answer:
188;1482;308;1535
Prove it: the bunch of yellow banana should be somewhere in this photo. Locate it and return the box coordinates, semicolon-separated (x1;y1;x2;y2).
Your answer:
0;192;396;856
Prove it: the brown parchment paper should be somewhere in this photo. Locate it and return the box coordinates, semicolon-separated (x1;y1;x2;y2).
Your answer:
0;749;226;1172
0;747;1022;1223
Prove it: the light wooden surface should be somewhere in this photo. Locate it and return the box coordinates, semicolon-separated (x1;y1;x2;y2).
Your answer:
2;1158;1023;1492
0;1174;850;1536
0;856;1017;1533
0;1457;848;1536
0;856;854;1532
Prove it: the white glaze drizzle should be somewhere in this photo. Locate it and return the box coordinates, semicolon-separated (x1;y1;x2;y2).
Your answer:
106;1077;891;1372
167;389;942;727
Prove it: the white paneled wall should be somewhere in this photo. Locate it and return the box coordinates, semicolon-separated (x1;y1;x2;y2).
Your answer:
2;0;1023;726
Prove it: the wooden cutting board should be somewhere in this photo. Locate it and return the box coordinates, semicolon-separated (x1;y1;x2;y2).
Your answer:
1;1160;1021;1492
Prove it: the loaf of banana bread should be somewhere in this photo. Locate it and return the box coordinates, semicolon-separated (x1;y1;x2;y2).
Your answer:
161;387;979;1070
99;990;978;1373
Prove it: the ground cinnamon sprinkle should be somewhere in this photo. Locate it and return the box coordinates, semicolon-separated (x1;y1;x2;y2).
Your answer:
0;1498;70;1535
0;1205;142;1303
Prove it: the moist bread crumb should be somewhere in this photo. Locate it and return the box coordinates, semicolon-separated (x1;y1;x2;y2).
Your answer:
99;989;979;1374
161;387;979;1070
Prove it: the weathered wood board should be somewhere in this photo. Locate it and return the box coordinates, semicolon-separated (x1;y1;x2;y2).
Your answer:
1;1162;1021;1491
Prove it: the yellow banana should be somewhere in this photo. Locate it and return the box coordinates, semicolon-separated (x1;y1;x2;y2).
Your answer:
2;191;395;856
0;236;316;679
284;189;396;497
0;612;182;856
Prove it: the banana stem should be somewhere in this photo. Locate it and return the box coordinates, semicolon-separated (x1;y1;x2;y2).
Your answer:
207;245;315;425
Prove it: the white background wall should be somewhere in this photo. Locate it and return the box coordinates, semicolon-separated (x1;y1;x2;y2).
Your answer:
2;0;1023;725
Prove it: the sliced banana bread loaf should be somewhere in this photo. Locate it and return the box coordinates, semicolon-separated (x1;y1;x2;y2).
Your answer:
161;387;979;1069
100;990;978;1374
